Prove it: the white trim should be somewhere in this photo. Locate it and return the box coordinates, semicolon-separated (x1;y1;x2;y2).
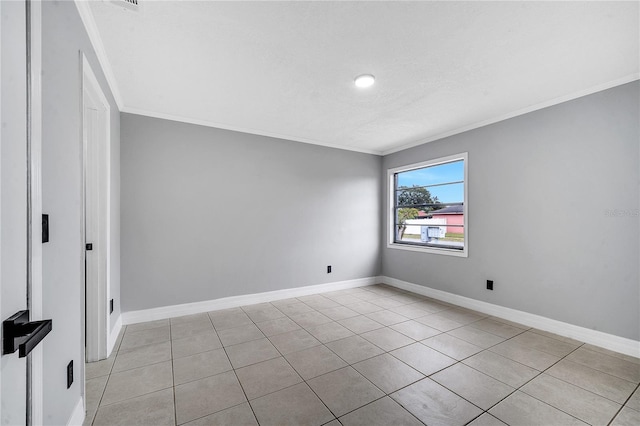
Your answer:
74;0;123;108
387;153;468;258
120;106;382;156
107;315;122;357
381;276;640;358
66;397;85;426
82;54;111;362
28;1;44;423
122;277;381;324
381;74;640;156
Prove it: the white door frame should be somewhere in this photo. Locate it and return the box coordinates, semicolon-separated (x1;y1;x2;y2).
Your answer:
0;0;44;423
82;54;111;364
28;1;44;424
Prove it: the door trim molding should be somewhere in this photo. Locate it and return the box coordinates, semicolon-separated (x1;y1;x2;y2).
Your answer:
82;53;112;364
27;1;44;424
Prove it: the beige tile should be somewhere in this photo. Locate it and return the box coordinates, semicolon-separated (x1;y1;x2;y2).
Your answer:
171;319;215;340
508;331;580;358
529;329;584;346
86;354;116;380
183;402;257;426
325;335;384;364
250;382;334;426
390;343;456;376
93;388;175;426
388;304;431;319
308;367;384;417
85;375;108;411
299;295;340;310
487;316;529;330
217;323;264;347
83;406;97;426
173;348;232;385
353;353;424;393
324;294;362;306
437;308;486;325
365;310;408;326
119;326;171;352
466;413;507;426
489;391;587;425
345;301;385;315
236;357;302;400
101;361;173;405
469;318;526;339
582;344;640;365
270;297;301;307
565;347;640;383
521;373;621;425
318;306;360;321
546;359;637;404
339;396;422;426
284;345;347;380
414;313;464;332
611;407;640;426
126;319;170;333
277;302;315;316
112;326;126;352
447;325;505;348
289;311;333;328
306;321;354;343
626;386;640;411
422;333;482;360
412;299;450;314
175;371;247;425
353;289;384;301
112;341;171;373
225;338;280;368
209;309;253;331
255;316;300;337
318;306;359;321
172;332;223;359
338;315;384;334
361;327;414;352
268;329;321;354
171;313;210;325
489;339;561;370
463;350;539;388
368;296;406;309
242;304;285;323
390;320;440;340
391;378;482;426
432;363;514;410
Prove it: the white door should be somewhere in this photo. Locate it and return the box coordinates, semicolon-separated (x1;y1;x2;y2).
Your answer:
1;1;44;424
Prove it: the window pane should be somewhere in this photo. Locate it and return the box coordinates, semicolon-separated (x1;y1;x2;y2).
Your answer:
392;156;466;253
396;160;463;188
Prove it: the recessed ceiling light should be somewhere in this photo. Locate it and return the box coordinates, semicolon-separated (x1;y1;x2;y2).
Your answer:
354;74;375;88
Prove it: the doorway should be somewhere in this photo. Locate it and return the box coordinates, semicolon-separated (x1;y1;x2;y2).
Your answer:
82;55;112;364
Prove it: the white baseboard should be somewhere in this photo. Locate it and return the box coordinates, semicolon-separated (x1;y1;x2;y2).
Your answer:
382;276;640;358
66;397;84;426
107;315;123;356
122;276;381;325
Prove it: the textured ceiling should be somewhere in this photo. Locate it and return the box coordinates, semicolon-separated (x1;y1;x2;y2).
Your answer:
86;1;639;154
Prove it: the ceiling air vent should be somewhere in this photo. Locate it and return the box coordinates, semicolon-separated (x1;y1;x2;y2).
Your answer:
110;0;139;12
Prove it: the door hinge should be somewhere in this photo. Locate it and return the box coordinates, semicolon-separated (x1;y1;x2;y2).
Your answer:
86;243;93;251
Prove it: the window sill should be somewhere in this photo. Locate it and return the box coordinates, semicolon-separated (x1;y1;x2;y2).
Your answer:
387;242;468;258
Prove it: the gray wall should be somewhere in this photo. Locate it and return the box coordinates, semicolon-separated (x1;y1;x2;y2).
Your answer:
382;81;639;341
120;114;381;312
42;2;120;424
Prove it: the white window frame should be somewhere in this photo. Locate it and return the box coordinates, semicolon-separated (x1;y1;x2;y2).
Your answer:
387;152;468;258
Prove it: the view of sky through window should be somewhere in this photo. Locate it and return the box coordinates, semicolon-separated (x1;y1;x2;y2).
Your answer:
397;160;464;204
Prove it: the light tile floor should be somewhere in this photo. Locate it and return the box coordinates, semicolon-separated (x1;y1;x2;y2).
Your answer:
85;284;640;426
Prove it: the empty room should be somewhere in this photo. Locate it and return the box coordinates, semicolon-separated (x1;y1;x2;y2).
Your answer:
0;1;638;425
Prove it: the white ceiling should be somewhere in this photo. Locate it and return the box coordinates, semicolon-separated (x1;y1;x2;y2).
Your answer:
85;1;639;155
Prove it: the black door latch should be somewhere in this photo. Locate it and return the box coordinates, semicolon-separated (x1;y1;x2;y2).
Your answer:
3;310;53;358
